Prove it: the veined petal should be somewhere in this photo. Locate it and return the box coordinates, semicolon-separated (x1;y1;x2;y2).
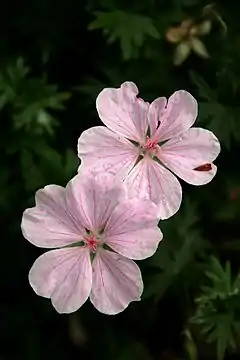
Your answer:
104;198;162;260
90;249;143;315
148;97;167;138
66;172;127;231
21;185;84;248
29;247;92;314
152;90;198;142
158;128;220;185
124;158;182;219
77;126;138;180
96;82;149;143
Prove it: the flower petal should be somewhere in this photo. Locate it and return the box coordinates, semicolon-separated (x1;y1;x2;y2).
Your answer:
152;90;198;142
77;126;138;180
158;128;220;185
96;82;149;143
124;158;182;219
66;172;127;231
174;42;191;66
191;37;209;58
21;185;85;248
90;249;143;315
148;97;167;138
29;247;92;314
104;199;162;260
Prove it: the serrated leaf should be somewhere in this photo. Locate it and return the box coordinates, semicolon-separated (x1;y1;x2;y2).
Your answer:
0;57;70;135
183;329;198;360
209;256;226;280
205;271;221;283
216;314;234;360
225;261;231;292
88;10;159;59
201;323;215;334
233;274;240;291
192;257;240;360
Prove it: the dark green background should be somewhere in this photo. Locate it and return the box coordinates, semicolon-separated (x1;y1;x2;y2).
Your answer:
1;0;240;359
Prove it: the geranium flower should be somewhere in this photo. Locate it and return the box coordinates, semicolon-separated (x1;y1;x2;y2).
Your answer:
78;82;220;219
21;172;162;315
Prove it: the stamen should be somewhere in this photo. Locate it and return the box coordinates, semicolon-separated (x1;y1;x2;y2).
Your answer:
84;234;97;252
145;138;158;150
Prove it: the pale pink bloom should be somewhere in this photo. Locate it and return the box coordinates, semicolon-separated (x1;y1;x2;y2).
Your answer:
78;82;220;219
21;172;162;315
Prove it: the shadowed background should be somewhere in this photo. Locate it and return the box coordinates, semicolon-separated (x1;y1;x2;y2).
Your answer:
1;0;240;359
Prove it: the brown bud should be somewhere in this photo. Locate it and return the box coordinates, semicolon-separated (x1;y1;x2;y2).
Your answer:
166;27;187;43
180;18;195;30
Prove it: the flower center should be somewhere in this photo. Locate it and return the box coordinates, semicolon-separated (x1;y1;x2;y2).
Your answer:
139;137;158;158
84;234;98;253
145;138;158;150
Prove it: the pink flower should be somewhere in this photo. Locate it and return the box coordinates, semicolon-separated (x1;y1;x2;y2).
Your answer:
21;172;162;315
78;82;220;219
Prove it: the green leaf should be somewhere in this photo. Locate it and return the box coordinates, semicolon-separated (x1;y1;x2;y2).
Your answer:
197;101;240;149
0;58;30;107
191;257;240;360
89;10;159;59
0;58;71;135
6;57;29;84
190;70;240;149
14;80;70;133
183;329;198;360
143;198;206;300
208;256;226;280
189;70;216;102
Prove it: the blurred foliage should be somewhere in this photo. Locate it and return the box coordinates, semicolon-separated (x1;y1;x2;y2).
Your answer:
1;0;240;359
191;257;240;360
0;58;71;135
144;198;208;301
190;70;240;149
89;10;160;59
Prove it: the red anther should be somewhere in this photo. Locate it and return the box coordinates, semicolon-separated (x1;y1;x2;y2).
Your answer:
194;163;212;171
